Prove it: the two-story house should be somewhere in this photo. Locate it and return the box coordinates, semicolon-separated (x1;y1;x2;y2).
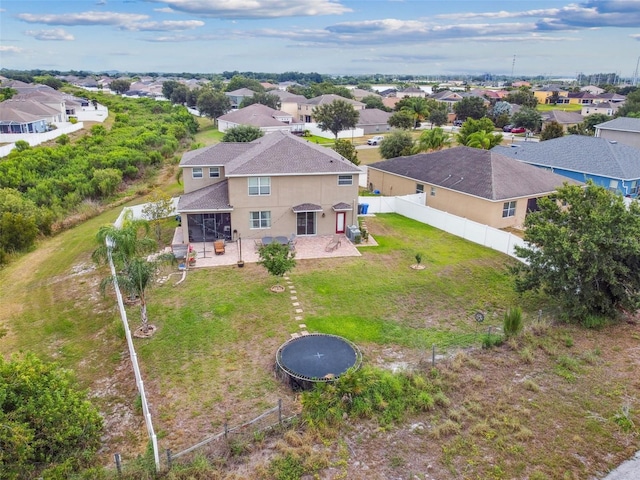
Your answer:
594;117;640;149
177;131;362;243
225;88;257;110
297;94;365;123
217;104;304;135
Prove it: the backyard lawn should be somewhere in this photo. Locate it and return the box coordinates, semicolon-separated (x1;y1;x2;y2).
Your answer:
1;209;639;479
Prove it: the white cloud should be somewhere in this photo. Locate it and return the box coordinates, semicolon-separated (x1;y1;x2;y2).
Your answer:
0;45;24;53
122;20;205;31
144;0;351;18
24;28;75;41
17;11;149;26
154;7;175;13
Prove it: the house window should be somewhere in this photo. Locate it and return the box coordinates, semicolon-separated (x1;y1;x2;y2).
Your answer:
609;179;619;192
430;186;436;196
249;211;271;229
416;184;424;194
209;167;220;178
630;181;639;195
338;175;353;186
248;177;270;196
192;168;203;179
502;201;517;218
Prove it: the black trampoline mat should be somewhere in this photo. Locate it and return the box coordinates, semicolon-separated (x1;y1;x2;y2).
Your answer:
279;335;357;379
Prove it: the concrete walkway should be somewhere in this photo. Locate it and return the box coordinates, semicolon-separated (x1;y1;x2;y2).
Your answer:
601;452;640;479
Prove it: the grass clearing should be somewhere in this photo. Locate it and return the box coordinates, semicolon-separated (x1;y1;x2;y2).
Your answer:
1;204;640;478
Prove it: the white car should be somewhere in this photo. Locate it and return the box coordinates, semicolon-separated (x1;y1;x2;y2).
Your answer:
367;136;384;145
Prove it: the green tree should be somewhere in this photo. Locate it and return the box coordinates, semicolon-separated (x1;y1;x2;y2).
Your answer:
456;117;502;148
225;75;264;93
333;139;359;165
0;87;17;101
141;191;175;244
361;95;388;111
540;121;565;141
465;130;494;150
397;97;430;129
511;107;543;132
379;130;414;159
0;211;39;252
92;217;156;270
239;92;281;110
196;89;231;126
313;100;360;139
91;168;123;197
110;79;131;94
413;127;450;153
222;125;264;143
161;79;181;100
428;108;448;127
258;242;296;287
0;353;103;479
35;75;63;90
169;84;189;105
388;110;415;130
453;97;488;121
617;89;640;117
583;113;612;134
505;88;538;108
14;140;30;152
512;182;640;322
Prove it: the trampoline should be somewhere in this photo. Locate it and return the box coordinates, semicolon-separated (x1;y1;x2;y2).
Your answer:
275;333;362;390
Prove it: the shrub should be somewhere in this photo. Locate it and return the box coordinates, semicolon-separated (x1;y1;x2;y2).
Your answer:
503;307;523;338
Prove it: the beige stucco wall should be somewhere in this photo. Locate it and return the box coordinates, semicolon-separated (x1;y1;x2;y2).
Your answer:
367;169;530;229
597;130;640;149
183;166;227;194
227;174;359;239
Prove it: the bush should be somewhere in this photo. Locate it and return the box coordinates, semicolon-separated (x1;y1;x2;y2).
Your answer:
503;307;523;338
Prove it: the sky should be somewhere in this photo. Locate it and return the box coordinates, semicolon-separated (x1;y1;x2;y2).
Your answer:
1;0;639;78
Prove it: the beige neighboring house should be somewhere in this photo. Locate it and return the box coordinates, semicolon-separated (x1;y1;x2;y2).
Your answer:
356;108;392;134
177;131;362;242
582;102;618;117
350;89;380;101
268;90;307;118
298;94;365;123
595;117;640;149
367;146;579;229
216;103;304;134
398;87;427;98
541;110;584;131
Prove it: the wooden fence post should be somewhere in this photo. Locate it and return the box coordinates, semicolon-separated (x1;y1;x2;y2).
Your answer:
114;453;122;476
432;344;436;367
166;449;172;469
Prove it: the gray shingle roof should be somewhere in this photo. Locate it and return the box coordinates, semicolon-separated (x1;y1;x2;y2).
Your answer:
177;180;231;211
218;103;295;128
369;146;577;201
541;110;583;124
356;108;391;126
493;135;640;180
303;94;364;108
180;131;362;176
595;117;640;133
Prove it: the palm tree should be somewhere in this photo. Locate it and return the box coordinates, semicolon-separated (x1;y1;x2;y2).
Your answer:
101;254;174;334
465;131;494;150
400;97;430;129
92;218;156;269
413;128;451;153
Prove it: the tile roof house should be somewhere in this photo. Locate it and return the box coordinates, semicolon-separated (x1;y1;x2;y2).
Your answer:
217;103;304;135
493;135;640;197
177;131;362;242
594;117;640;149
367;146;577;229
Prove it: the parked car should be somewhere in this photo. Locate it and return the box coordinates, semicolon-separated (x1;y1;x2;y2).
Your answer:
502;124;514;132
453;119;464;127
367;136;384;145
510;126;526;133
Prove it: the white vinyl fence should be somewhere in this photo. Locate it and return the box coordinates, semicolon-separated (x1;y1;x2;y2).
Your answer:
0;122;85;157
359;194;527;262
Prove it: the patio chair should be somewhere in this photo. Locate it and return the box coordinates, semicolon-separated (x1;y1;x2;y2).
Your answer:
214;240;225;255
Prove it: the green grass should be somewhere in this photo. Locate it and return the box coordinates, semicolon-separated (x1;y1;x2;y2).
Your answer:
536;103;583;112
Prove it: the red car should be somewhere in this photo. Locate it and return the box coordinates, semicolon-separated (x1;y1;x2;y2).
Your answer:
510;126;526;133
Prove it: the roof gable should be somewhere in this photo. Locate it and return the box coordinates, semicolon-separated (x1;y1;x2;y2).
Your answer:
595;117;640;133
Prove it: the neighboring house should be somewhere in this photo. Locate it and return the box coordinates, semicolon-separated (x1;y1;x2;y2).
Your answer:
350;89;380;101
594;117;640;149
225;88;257;109
532;86;569;104
268;90;307;118
567;91;597;105
430;90;463;111
177;131;362;242
511;81;531;88
398;87;426;98
595;92;626;105
217;103;304;134
0;98;64;132
367;146;577;229
356;108;392;134
493;135;640;197
541;110;584;131
582;102;618;117
297;94;365;123
581;85;605;95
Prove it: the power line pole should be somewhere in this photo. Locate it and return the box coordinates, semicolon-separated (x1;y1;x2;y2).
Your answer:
511;54;516;79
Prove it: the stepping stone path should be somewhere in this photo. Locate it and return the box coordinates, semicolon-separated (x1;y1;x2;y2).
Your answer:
284;276;310;339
